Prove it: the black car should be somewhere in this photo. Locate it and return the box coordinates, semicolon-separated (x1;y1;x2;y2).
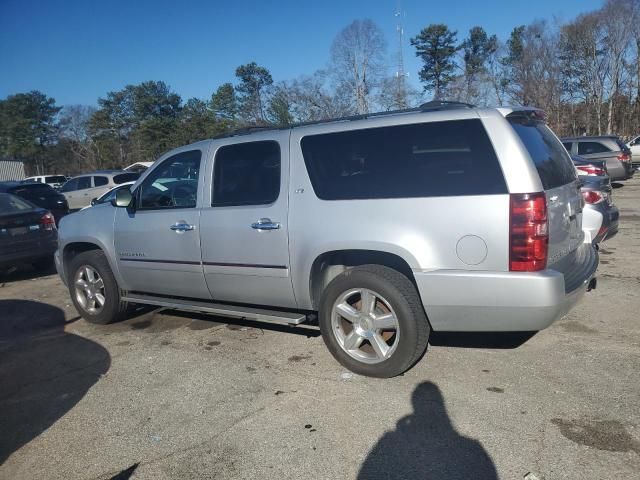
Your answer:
0;193;58;271
0;181;69;224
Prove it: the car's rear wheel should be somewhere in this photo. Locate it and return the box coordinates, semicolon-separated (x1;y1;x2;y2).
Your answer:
319;265;430;378
68;250;128;324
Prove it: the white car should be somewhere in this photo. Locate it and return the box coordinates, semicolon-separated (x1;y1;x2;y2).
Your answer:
82;182;136;210
627;135;640;166
60;171;139;210
24;175;68;189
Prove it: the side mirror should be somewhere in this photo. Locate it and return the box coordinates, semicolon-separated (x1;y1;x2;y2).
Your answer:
90;198;98;206
113;188;133;208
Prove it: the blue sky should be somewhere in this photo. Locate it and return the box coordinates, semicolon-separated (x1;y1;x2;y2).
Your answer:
0;0;603;106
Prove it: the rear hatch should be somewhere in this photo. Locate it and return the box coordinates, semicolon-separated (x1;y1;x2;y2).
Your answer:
0;195;54;256
508;113;584;268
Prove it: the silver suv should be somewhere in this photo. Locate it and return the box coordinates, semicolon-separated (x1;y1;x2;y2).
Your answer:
55;103;598;378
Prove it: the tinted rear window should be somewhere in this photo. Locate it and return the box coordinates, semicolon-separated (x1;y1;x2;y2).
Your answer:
614;138;630;152
509;118;577;189
0;193;33;212
113;173;140;184
301;119;506;200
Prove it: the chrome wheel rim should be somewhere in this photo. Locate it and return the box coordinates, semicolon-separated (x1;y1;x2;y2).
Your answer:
74;266;106;315
331;288;400;364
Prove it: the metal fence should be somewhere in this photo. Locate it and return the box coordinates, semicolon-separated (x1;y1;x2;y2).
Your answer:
0;160;26;181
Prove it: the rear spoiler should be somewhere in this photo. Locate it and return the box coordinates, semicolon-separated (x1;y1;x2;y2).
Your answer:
496;107;546;121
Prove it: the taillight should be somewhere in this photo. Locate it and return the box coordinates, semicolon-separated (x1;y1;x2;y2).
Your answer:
40;212;56;231
582;190;605;204
509;193;548;272
576;165;606;176
617;152;631;162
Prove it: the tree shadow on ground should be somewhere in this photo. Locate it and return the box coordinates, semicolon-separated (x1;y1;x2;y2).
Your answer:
0;299;110;464
358;381;498;480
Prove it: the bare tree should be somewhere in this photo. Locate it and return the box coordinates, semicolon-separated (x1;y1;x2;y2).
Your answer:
58;104;97;171
330;19;387;114
602;0;638;133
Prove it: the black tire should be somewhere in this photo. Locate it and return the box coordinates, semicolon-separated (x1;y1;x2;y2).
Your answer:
67;250;128;325
32;256;54;271
319;265;430;378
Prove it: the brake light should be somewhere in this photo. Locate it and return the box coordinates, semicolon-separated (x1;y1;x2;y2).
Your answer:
509;193;548;272
40;212;56;231
576;165;606;176
617;152;631;162
582;190;605;204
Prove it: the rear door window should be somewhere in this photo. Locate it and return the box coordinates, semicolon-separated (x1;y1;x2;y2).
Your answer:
93;176;108;187
212;141;281;206
577;142;610;155
300;119;506;200
509;117;576;189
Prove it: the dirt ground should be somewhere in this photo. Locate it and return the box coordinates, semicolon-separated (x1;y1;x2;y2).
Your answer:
1;177;639;480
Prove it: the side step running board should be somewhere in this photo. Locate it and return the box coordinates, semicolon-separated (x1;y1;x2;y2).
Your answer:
122;293;308;326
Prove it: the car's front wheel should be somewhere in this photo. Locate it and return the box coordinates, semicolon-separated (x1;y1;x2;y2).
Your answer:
319;265;430;378
68;250;128;324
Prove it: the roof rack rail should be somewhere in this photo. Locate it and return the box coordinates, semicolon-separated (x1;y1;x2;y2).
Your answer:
419;100;476;111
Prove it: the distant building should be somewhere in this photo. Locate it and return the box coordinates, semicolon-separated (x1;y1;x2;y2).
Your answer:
0;159;26;181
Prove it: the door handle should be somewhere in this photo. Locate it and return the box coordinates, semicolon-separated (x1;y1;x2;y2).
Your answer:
170;222;195;233
251;218;281;231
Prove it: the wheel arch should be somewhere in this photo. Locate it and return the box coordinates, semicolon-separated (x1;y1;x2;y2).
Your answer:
62;241;119;284
307;249;418;311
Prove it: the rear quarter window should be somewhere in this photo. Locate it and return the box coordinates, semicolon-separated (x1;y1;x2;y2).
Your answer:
300;119;507;200
509;117;577;190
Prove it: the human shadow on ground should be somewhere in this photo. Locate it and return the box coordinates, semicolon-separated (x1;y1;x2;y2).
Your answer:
358;381;498;480
0;299;110;464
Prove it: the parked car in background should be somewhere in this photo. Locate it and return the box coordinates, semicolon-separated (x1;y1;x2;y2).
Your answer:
84;182;136;209
627;135;640;167
572;155;608;178
0;181;69;224
123;162;154;173
60;171;140;210
0;193;57;272
23;175;68;190
581;175;618;244
561;136;634;181
56;103;598;378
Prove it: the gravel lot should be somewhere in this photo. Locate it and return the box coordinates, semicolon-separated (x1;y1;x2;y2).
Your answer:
1;177;639;480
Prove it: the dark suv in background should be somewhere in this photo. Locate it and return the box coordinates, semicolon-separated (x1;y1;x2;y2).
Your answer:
561;136;634;181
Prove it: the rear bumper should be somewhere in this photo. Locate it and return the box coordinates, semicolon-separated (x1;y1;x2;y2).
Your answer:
583;203;619;244
414;245;598;332
0;238;57;269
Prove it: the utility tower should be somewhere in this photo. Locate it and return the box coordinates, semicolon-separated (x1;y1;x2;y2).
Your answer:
394;1;409;108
